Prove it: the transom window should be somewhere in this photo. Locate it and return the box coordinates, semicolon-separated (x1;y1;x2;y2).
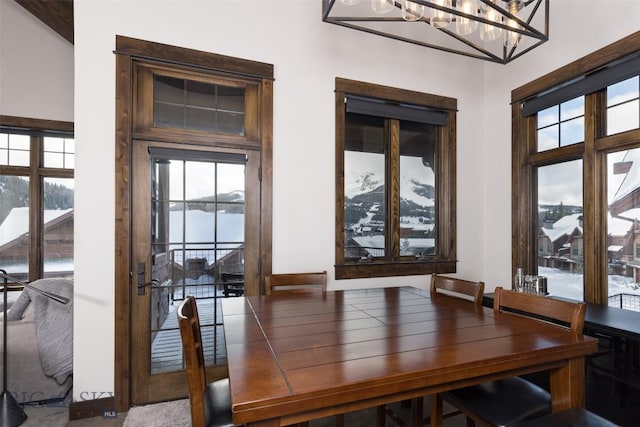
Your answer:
153;75;245;134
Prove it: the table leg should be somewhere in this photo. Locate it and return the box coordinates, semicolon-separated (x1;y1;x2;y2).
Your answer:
549;356;586;412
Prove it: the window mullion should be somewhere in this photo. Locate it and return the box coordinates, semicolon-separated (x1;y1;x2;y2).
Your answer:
388;119;400;261
29;136;43;280
584;91;608;305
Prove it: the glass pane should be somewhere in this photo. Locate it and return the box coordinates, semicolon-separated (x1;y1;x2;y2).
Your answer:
43;178;74;277
560;96;584;121
537;105;558;128
186;80;215;108
217;86;244;112
217;163;244;201
168;159;184;200
217;111;245;134
608;76;639;105
44;137;75;169
537;160;584;301
186;107;216;131
560;116;584;146
154;75;184;104
154;103;184;128
344;113;386;259
185;161;215;200
607;76;639;136
607;148;640;311
607;101;639;135
0;176;29;279
217;203;244;243
399;120;436;257
537;124;558;152
0;133;30;166
185;202;214;242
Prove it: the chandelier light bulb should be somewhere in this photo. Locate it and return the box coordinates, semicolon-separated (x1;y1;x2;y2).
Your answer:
480;0;503;41
455;0;478;35
504;1;523;48
429;0;452;29
402;1;425;22
371;0;394;14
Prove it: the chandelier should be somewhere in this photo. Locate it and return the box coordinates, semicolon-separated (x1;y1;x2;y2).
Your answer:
322;0;549;64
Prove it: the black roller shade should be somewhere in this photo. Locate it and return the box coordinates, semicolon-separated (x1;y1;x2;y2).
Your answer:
346;95;448;126
148;147;247;164
522;52;640;117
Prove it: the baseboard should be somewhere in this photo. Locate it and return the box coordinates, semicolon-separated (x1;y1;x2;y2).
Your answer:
69;396;118;420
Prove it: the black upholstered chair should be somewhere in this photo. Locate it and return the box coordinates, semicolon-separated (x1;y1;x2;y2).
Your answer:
430;287;587;427
513;408;619;427
177;296;239;427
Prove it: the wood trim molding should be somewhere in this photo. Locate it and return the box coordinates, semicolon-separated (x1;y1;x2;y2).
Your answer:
69;396;117;421
512;31;640;103
15;0;74;44
115;35;274;81
0;115;73;133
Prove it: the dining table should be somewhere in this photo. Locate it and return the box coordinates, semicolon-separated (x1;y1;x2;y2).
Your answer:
220;286;599;427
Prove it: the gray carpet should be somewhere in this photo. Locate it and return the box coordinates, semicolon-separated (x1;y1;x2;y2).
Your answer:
123;399;190;427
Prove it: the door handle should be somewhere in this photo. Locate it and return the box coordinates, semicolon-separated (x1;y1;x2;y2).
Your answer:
136;263;161;295
137;263;146;295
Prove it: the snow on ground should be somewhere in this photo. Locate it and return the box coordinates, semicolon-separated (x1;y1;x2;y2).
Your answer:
540;266;640;301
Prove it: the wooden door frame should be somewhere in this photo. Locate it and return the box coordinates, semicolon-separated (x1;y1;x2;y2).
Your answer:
114;35;273;412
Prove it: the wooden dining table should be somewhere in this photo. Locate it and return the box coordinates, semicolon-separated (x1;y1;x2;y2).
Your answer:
220;286;599;426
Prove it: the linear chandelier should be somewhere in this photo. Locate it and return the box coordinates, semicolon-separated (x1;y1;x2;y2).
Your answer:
322;0;549;64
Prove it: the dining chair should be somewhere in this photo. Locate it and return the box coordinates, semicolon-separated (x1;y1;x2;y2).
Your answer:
430;287;587;427
376;274;485;427
264;271;327;296
264;271;343;427
177;296;238;427
513;408;618;427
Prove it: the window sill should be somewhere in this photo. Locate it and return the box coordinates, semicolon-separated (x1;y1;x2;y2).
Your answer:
335;260;456;280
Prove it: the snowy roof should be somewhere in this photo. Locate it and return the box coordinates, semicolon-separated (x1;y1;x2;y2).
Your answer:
611;149;640;204
0;207;73;246
608;214;633;236
617;208;640;221
608;245;624;252
540;213;583;243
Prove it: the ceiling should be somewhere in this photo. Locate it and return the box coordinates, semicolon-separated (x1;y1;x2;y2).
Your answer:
15;0;73;44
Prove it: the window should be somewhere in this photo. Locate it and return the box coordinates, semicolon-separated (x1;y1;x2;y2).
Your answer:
335;78;457;279
0;117;74;282
512;33;640;309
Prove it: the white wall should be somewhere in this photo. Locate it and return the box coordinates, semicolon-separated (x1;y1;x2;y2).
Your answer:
0;0;73;120
7;0;636;404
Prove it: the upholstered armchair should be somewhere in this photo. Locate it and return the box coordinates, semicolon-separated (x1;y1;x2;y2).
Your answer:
1;278;73;403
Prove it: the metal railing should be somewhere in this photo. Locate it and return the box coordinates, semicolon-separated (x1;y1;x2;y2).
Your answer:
608;293;640;312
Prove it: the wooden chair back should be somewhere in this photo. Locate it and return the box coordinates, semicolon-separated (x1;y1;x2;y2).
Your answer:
265;271;327;295
493;286;586;334
177;296;207;427
430;273;485;306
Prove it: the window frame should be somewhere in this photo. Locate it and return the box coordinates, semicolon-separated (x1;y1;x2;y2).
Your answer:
334;78;457;279
0;115;74;281
512;32;640;305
